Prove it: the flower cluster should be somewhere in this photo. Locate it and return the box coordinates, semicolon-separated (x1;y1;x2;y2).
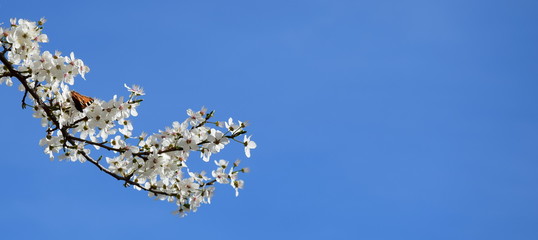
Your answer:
0;18;256;217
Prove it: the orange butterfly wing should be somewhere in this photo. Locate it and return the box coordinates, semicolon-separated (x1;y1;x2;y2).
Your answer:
70;91;94;112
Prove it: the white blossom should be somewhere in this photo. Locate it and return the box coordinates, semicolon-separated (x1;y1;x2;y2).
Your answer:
243;135;257;158
0;18;257;217
124;83;145;95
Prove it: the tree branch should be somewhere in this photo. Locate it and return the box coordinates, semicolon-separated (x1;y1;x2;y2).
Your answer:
67;135;122;152
0;51;182;198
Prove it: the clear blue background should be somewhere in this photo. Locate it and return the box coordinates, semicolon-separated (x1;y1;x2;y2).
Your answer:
1;0;538;239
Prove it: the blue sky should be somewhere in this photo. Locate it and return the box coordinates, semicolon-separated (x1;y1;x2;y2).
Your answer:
1;0;538;239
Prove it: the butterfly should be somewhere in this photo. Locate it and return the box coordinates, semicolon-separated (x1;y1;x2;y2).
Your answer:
70;90;94;112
